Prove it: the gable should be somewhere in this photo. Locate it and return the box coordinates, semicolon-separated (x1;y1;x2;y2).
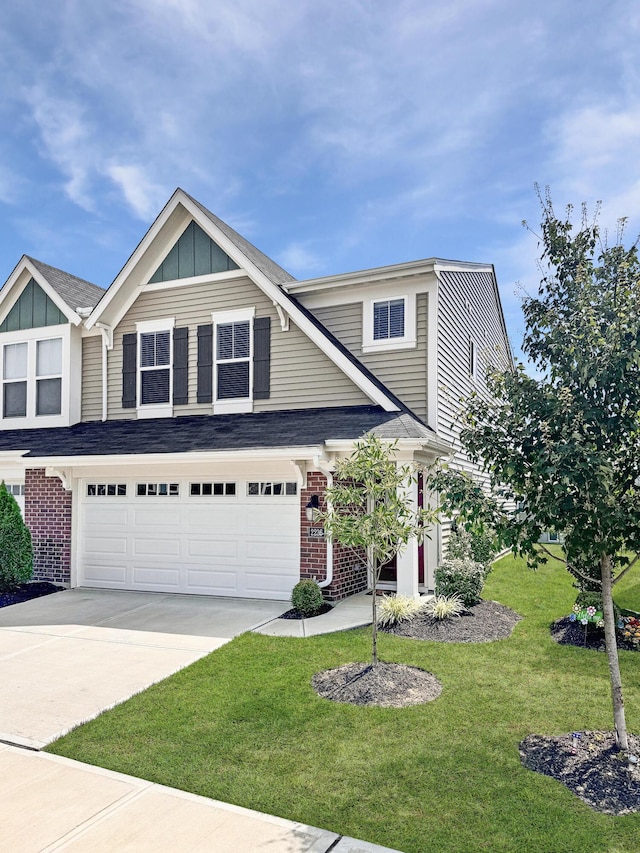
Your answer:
0;278;67;332
149;221;240;283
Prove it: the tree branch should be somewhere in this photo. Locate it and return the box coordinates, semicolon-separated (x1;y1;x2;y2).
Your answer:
612;553;640;586
537;543;567;564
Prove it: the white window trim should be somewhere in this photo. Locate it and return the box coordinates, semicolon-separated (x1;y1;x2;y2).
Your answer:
212;307;255;414
0;324;72;429
136;317;175;419
362;295;416;353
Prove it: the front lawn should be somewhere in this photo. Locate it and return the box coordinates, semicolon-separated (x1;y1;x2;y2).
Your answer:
48;555;640;852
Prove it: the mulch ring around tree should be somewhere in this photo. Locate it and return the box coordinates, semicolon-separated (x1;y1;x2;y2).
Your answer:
551;617;639;652
278;603;333;620
382;599;522;643
520;731;640;815
312;661;442;707
0;582;64;609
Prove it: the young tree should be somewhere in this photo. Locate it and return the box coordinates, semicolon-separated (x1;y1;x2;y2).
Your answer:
436;191;640;752
320;434;435;665
0;481;33;591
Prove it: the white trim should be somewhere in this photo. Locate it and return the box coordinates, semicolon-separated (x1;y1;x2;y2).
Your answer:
426;285;439;430
362;295;416;353
85;189;399;412
211;308;255;325
143;268;246;293
135;317;176;333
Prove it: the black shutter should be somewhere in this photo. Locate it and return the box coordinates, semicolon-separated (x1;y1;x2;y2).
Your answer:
197;324;213;403
122;333;137;408
173;327;189;405
253;316;271;400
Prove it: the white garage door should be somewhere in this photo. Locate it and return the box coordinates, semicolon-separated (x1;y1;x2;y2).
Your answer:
78;478;300;599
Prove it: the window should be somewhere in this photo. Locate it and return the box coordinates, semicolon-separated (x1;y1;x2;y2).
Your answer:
373;299;405;341
548;532;559;543
212;308;254;413
190;482;236;496
136;483;180;496
87;484;127;496
140;331;170;404
362;295;415;353
7;484;24;497
2;336;62;419
469;338;477;379
135;318;175;417
247;481;298;496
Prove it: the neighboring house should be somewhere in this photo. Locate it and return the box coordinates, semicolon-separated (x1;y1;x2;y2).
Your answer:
0;189;512;601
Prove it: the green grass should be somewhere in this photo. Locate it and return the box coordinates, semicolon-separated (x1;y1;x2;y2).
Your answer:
47;554;640;853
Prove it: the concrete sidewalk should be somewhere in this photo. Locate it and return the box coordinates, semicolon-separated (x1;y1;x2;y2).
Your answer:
1;745;402;853
254;591;373;636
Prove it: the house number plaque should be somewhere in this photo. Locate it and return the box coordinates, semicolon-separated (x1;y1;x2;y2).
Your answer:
308;527;325;539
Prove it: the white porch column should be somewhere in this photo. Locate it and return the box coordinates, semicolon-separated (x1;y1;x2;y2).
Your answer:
395;472;420;598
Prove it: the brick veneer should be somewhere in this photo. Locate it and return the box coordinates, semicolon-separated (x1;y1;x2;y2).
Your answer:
24;468;72;585
300;471;368;602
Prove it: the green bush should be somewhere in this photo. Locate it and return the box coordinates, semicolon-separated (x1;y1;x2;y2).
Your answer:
447;526;497;571
291;579;324;616
377;594;423;627
422;594;465;620
435;557;486;607
0;481;33;591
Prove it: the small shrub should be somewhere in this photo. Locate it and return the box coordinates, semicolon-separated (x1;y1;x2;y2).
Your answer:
0;481;33;591
377;594;423;627
291;579;324;616
447;526;497;572
422;594;465;621
435;557;485;607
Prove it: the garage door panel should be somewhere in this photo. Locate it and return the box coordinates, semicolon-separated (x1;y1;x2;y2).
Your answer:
133;537;181;557
133;508;182;528
84;536;128;556
79;478;300;599
186;538;238;559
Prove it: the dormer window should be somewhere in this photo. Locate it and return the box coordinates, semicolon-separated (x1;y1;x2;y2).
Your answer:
363;295;416;353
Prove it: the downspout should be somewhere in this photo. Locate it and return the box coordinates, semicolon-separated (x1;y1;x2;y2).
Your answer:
95;324;113;422
315;457;334;590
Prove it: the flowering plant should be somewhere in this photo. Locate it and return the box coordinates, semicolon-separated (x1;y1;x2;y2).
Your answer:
618;616;640;647
568;602;604;629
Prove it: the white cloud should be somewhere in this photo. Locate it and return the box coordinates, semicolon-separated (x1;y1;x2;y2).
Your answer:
106;164;167;220
277;242;323;277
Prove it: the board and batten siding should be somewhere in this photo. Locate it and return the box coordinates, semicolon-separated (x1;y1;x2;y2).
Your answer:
436;269;512;552
104;275;370;420
311;292;429;423
81;336;103;422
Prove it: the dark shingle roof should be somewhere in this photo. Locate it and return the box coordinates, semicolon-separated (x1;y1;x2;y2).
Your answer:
0;407;436;459
27;257;105;311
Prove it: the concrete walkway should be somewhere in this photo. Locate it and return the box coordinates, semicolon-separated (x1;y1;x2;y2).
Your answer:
1;745;400;852
0;588;401;852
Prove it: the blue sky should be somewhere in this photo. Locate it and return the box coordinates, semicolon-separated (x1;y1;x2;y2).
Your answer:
1;0;639;360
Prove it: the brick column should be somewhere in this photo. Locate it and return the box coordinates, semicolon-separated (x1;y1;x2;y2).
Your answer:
24;468;72;585
299;472;368;602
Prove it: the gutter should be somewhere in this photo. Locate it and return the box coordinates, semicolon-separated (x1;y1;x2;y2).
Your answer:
314;456;334;590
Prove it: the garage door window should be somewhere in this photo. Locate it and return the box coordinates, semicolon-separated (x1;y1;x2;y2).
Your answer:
137;483;180;496
247;481;297;496
87;484;127;496
190;482;236;496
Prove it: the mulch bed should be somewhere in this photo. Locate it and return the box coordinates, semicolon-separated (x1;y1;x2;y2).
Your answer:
0;581;63;609
520;731;640;815
551;617;639;652
278;603;333;620
312;661;442;707
382;599;522;643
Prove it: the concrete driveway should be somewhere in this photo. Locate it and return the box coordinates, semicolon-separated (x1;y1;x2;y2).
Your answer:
0;588;286;749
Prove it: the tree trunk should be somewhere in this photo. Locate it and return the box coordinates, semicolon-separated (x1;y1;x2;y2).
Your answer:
371;563;378;666
601;553;629;752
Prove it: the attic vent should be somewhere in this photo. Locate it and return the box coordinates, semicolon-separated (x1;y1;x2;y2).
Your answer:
0;279;67;332
149;221;240;283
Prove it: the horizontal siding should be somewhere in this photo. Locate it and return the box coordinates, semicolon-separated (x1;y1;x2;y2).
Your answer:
311;292;428;422
81;337;102;422
436;269;511;477
106;276;369;420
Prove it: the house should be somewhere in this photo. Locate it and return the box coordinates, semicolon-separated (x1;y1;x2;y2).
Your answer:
0;189;512;601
